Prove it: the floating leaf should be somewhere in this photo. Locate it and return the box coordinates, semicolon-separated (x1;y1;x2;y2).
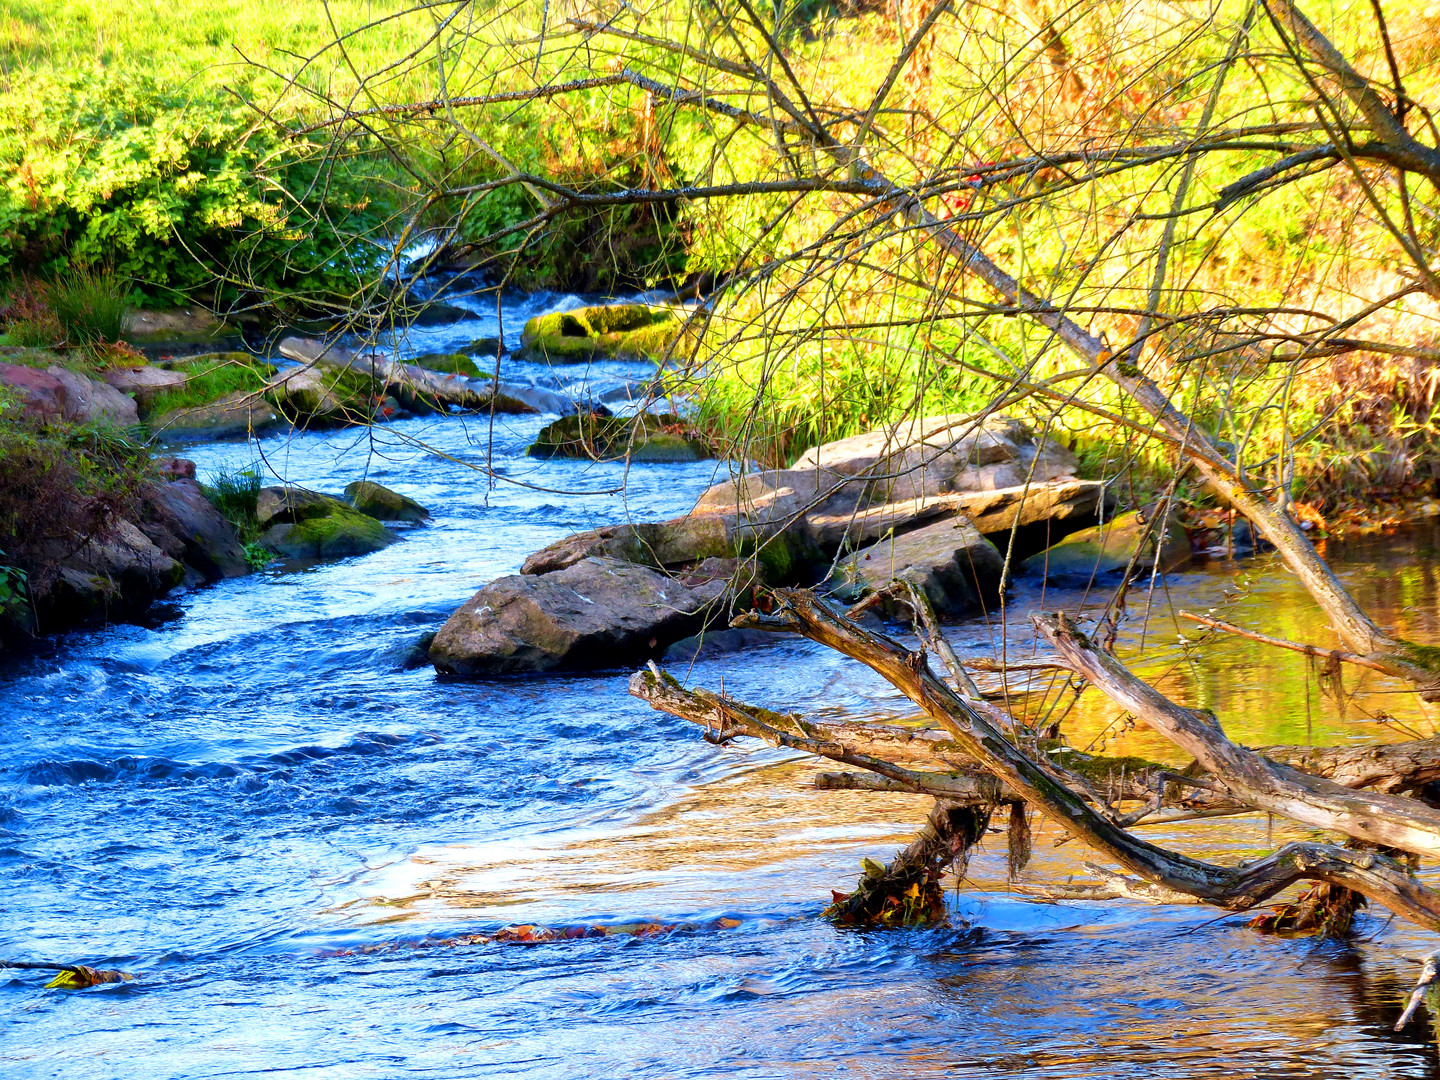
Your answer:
44;965;132;989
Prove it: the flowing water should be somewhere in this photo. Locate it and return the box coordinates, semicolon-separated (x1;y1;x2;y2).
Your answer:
6;309;1440;1076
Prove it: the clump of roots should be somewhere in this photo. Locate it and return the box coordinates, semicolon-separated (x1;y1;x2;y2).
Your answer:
1246;883;1367;938
824;800;992;927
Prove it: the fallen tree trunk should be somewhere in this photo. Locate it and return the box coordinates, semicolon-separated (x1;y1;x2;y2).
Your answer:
631;588;1440;931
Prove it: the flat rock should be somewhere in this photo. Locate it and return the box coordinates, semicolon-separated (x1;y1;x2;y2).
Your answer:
429;556;732;675
830;515;1004;616
1021;506;1190;584
150;391;279;439
121;308;245;358
100;364;188;411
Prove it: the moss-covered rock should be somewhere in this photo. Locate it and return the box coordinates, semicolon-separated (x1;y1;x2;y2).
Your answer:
1020;506;1190;584
265;366;378;426
516;304;683;363
527;412;710;462
258;503;396;558
412;352;488;378
344;480;430;522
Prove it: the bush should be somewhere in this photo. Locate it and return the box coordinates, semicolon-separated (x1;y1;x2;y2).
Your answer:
0;66;394;306
0;399;153;592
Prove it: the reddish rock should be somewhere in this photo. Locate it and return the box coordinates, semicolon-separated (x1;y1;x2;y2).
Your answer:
0;363;67;420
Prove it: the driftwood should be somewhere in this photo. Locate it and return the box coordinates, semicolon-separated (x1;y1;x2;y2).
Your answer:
629;588;1440;937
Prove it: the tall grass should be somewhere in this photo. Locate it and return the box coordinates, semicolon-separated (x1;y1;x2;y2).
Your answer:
49;268;127;346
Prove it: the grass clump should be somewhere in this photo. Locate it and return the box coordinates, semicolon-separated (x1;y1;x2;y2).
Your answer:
147;355;276;417
49;268;127;347
202;464;261;531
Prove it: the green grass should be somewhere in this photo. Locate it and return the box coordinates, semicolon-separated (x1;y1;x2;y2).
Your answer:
201;464;262;540
145;355;276;418
48;267;127;346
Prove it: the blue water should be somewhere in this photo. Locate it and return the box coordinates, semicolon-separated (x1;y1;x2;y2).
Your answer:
4;403;1440;1077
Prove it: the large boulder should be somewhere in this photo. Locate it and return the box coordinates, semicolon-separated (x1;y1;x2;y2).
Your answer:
1021;506;1190;584
790;414;1076;503
344;481;430;523
515;304;684;363
45;367;139;426
829;516;1005;616
693;415;1106;549
521;506;818;583
254;486;397;559
144;479;251;579
429;556;734;675
0;362;67;421
527;412;711;462
39;519;187;628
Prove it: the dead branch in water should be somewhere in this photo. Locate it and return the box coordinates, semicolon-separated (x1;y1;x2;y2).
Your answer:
630;588;1440;936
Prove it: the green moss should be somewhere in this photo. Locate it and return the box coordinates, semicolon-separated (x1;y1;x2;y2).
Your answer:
528;412;709;461
412;352;485;377
289;505;388;547
1399;641;1440;672
518;304;682;363
145;353;276;417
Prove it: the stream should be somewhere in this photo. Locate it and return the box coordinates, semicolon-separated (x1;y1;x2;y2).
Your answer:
6;297;1440;1077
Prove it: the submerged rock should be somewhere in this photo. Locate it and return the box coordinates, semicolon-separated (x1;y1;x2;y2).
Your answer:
344;481;430;523
1021;506;1190;584
429;556;734;675
829;516;1005;616
527;412;710;462
515;304;683;363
